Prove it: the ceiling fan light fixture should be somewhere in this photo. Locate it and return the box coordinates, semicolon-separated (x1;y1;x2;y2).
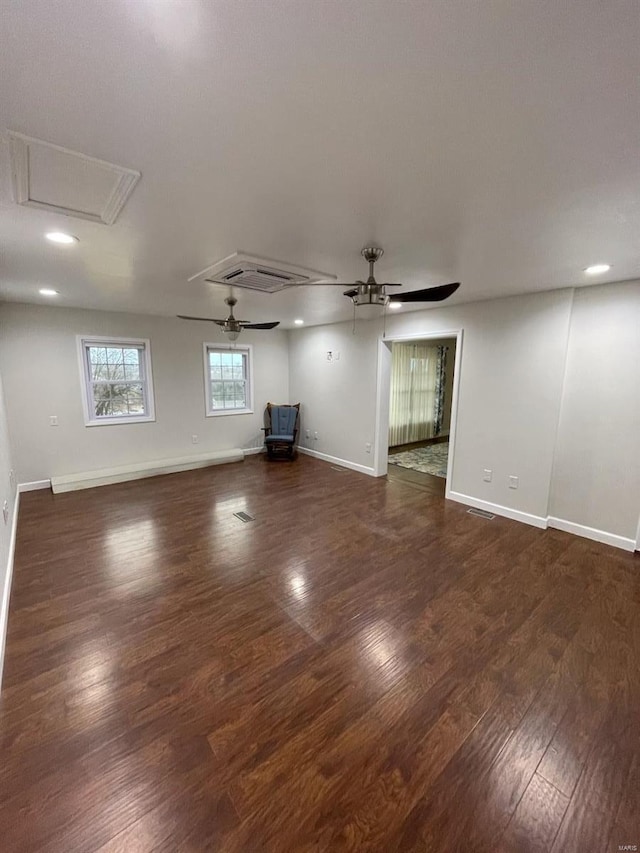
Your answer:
389;301;402;309
222;327;241;341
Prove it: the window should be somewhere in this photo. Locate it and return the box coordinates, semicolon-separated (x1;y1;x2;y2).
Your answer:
204;344;253;416
78;336;155;426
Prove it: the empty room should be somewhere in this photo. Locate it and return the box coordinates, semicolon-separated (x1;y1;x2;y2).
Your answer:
0;1;639;851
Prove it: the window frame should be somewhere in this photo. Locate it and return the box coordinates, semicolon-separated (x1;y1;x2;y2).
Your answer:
203;342;254;417
77;335;156;427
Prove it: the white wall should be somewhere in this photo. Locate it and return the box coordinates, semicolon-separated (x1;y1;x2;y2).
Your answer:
0;363;17;684
0;368;16;572
290;289;574;522
289;322;379;469
0;303;289;483
549;280;640;540
0;283;638;549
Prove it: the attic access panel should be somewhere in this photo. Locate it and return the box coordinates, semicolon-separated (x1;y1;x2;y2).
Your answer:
8;132;140;225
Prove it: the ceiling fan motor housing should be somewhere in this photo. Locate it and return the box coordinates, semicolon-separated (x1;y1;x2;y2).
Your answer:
352;284;390;307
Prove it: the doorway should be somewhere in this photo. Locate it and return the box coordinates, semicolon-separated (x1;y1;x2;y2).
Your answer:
373;329;463;498
386;337;456;494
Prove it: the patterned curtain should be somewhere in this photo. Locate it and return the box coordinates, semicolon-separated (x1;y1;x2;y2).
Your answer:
433;345;449;436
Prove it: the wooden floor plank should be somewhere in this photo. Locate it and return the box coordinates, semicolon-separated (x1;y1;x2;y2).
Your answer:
0;454;637;852
497;773;570;853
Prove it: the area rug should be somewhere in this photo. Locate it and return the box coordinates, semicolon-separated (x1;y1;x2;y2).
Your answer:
388;442;449;478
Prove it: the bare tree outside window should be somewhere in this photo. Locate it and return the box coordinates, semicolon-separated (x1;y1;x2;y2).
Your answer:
204;345;252;415
78;337;155;425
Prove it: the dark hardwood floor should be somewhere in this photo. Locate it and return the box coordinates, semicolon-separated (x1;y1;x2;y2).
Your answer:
0;454;638;852
387;462;446;496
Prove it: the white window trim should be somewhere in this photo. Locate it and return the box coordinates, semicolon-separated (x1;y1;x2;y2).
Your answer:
203;342;254;417
76;335;156;427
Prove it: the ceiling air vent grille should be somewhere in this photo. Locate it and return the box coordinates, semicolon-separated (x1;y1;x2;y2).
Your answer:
208;264;310;293
189;252;336;294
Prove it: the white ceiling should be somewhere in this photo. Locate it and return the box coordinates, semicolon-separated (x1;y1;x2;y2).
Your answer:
1;0;639;329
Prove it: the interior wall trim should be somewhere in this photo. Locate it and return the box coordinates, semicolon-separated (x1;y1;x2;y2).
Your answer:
297;446;376;477
0;490;19;690
447;490;548;529
547;516;636;553
18;480;51;493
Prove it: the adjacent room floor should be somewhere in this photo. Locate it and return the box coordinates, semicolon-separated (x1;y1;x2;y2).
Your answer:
0;455;638;851
388;437;448;496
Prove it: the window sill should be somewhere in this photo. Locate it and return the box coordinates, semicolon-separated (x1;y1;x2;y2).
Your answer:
84;415;156;427
206;409;254;418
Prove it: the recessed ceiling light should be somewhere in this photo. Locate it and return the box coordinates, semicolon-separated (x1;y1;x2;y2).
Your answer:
39;288;59;297
584;263;611;275
294;318;304;325
45;232;78;244
389;302;402;309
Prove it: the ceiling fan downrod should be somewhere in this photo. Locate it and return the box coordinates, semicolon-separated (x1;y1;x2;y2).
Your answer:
352;247;389;307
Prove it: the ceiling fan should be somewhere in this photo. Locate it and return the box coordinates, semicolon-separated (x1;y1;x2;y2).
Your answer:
178;296;280;341
328;247;460;308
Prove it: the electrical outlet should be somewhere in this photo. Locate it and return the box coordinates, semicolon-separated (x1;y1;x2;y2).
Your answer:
305;429;311;439
49;415;58;426
326;351;333;362
509;475;519;489
483;469;492;482
2;500;8;525
365;442;372;454
192;434;199;444
314;431;319;440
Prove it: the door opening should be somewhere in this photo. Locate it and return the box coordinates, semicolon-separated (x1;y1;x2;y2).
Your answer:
373;329;463;498
387;337;456;494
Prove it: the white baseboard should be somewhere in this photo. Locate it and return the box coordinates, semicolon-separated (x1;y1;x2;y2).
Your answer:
18;479;51;493
298;446;376;477
447;490;548;530
243;447;265;456
50;448;245;494
445;493;634;551
547;517;636;553
0;489;19;690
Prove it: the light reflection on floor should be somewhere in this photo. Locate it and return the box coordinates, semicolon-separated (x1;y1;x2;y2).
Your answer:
103;517;160;589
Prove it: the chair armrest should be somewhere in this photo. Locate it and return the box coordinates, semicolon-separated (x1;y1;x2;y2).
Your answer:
261;427;272;435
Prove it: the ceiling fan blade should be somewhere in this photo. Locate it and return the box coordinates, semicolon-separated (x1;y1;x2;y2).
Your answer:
240;321;281;329
177;315;227;324
288;281;365;287
388;282;460;303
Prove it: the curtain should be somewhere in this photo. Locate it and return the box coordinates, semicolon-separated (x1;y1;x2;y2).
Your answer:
389;342;439;446
433;345;448;436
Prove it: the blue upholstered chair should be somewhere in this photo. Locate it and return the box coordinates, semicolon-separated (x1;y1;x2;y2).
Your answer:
263;402;300;460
